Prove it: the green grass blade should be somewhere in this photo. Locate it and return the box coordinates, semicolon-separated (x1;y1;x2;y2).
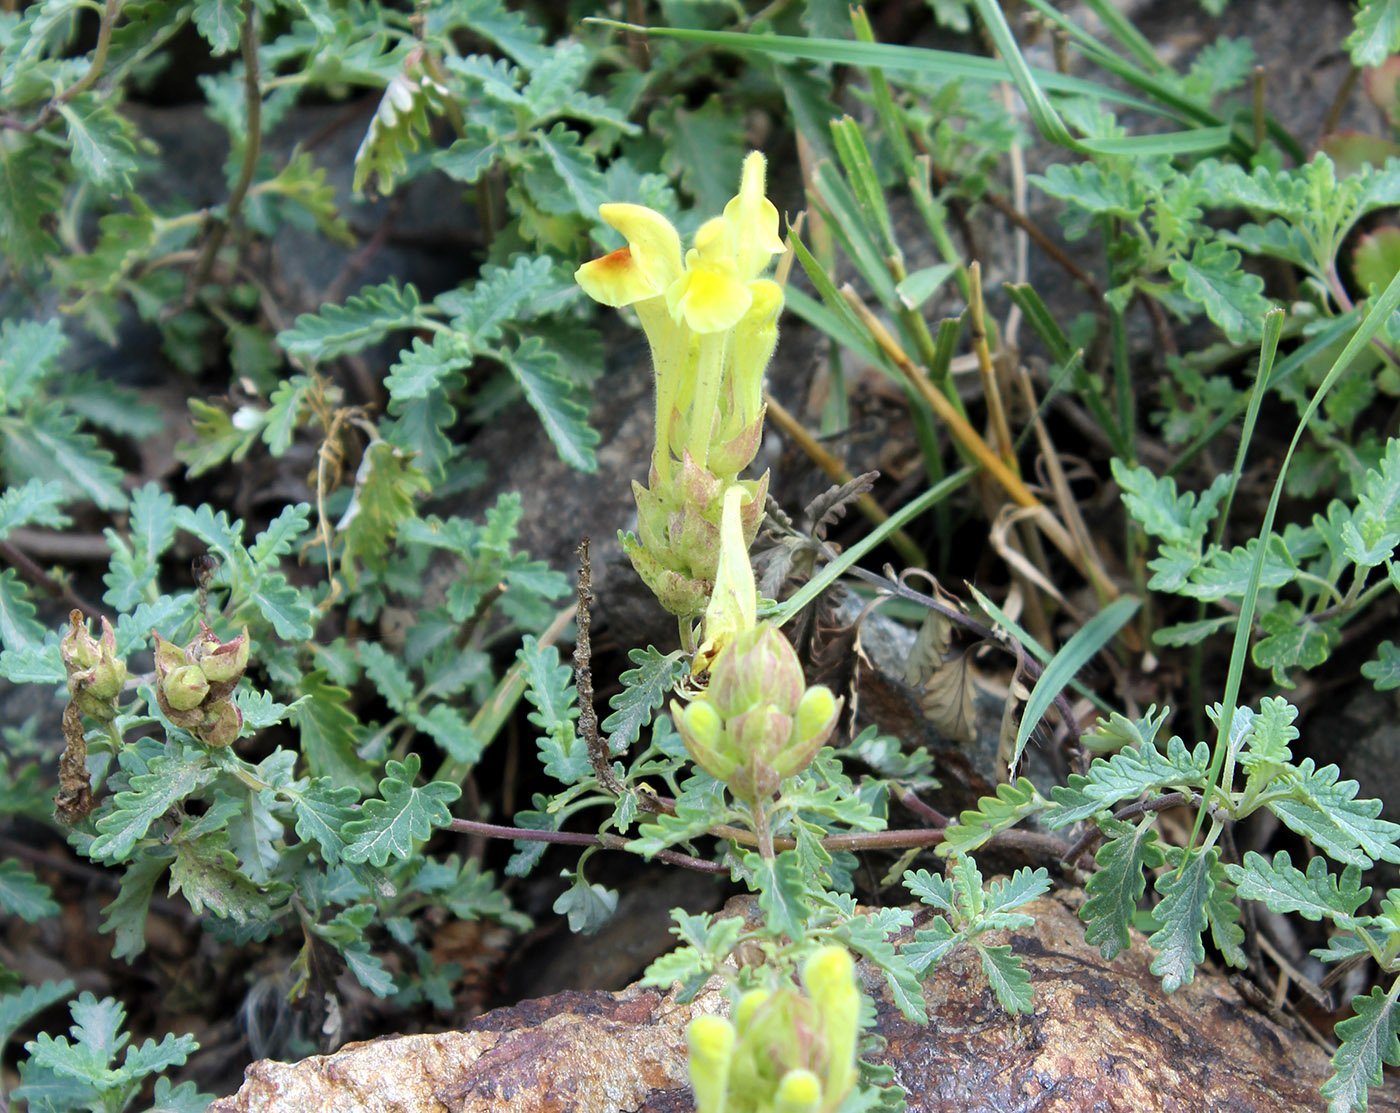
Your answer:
1186;273;1400;855
1005;283;1072;363
1012;595;1140;771
968;0;1080;151
1079;0;1165;72
1166;312;1357;476
768;468;974;627
1213;309;1284;544
587;21;1167;117
966;584;1117;715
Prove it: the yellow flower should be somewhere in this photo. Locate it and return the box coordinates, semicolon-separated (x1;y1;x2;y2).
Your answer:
694;484;758;673
724;151;786;282
574;202;683;307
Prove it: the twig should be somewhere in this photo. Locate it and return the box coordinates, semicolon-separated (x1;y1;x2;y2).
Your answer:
1322;64;1360;139
892;783;949;827
447;818;728;875
0;0;123;133
967;261;1017;469
0;539;106;619
189;0;261;294
1060;791;1194;863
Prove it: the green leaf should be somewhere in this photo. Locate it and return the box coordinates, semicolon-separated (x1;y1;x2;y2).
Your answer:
975;943;1034;1014
171;503;243;563
0;318;66;409
1148;846;1215;992
410;703;483;765
147;1077;218;1113
435;123;504;184
1226;850;1369;928
938;778;1047;857
56;94;141;192
262;376;316;457
519;635;586;784
1168;241;1271;344
653;95;746;214
0;479;69;542
1251;603;1341;686
384;333;474;400
168;837;277;925
750;849;809;942
498;337;598;473
352;62;450;196
435;254;559;349
1081;818;1166;960
0;859;58;922
289;780;359;865
1179;535;1298;600
530;123;610;217
0;568;46;652
0;980;74;1054
1046;735;1212;829
191;0;243;53
600;646;686;753
553;872;618;934
245;571;315;641
1206;857;1246;970
902;914;960;973
1270;760;1400;868
0;136;62;267
338;440;430;577
1111;458;1227;547
277;280;428;362
90;751;216;864
359;641;413;713
0;402;127;509
291;671;377;794
1014;597;1139;770
341;754;461;867
343;943;397;996
1031;161;1144;220
258;152;353;246
1323;980;1400;1113
1362;641;1400;691
1346;0;1400;66
250;502;311;563
101;855;172;961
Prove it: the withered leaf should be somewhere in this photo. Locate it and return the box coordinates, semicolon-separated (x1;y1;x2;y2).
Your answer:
804;471;879;541
920;650;978;745
905;609;954;688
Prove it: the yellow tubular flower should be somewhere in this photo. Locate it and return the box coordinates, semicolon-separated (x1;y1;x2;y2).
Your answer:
723;151;786;281
574;203;683;306
695;485;758;673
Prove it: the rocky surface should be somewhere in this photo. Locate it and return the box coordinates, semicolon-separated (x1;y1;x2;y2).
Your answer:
212;892;1397;1113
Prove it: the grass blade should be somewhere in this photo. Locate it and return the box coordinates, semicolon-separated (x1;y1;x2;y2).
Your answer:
1012;595;1140;771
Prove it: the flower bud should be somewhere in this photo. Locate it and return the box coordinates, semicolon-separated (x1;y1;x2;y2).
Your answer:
674;698;736;783
795;686;839;748
774;1069;822;1113
61;612;127;717
164;664;210;711
709;625;804;719
195;700;243;748
195;623;249;686
151;630;187;677
686;1014;735;1113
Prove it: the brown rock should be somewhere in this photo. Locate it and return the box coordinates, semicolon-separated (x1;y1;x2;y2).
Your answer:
212;892;1400;1113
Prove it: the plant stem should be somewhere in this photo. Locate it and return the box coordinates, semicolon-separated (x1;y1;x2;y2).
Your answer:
189;0;261;294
